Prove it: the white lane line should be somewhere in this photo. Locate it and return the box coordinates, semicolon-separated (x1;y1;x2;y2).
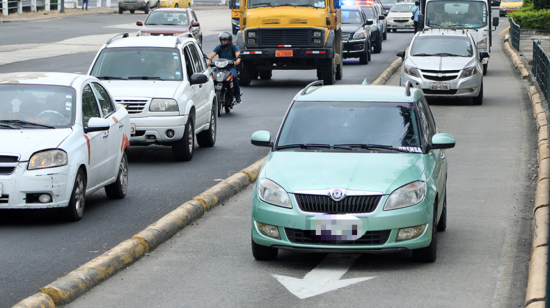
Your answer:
273;254;376;299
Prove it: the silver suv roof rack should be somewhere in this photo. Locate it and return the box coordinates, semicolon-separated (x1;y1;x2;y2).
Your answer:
106;33;129;45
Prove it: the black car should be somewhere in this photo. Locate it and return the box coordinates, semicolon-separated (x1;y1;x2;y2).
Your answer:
360;5;384;53
341;6;373;64
491;0;501;6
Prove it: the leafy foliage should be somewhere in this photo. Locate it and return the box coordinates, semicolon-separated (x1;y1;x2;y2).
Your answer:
509;4;550;29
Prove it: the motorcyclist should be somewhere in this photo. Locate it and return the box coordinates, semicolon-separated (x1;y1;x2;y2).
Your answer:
206;32;242;103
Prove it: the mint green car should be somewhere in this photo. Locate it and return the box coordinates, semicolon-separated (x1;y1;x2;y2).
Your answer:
250;82;455;262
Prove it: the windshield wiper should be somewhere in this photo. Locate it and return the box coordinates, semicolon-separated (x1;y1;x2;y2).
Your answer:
433;52;464;57
333;143;410;153
251;2;272;6
412;53;434;56
127;76;162;80
97;76;126;80
277;143;333;150
0;120;55;129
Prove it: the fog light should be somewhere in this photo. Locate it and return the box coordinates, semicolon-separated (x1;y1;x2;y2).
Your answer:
38;194;52;203
166;129;175;138
313;38;321;44
256;221;280;239
396;224;427;242
469;88;476;93
248;38;256;45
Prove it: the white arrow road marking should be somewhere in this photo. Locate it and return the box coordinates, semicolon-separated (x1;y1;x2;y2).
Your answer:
273;254;376;299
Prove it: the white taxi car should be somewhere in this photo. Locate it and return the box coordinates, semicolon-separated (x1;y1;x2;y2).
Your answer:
88;33;217;161
0;72;131;221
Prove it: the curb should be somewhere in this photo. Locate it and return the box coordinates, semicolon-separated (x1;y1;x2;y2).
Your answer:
503;31;550;308
11;58;403;308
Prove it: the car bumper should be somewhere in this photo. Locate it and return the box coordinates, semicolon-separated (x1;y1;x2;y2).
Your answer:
241;48;334;59
251;192;433;252
387;20;414;30
119;2;147;9
401;72;483;98
0;164;72;209
343;40;368;57
129;115;188;145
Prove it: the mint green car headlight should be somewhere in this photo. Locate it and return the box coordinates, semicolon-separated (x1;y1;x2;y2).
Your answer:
384;181;426;210
258;178;292;208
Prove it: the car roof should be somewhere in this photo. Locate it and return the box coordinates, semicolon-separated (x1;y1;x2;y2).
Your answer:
0;72;85;86
104;35;195;48
149;8;190;13
294;85;423;103
415;28;472;39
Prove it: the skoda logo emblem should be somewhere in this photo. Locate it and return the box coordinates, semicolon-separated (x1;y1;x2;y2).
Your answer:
330;189;345;201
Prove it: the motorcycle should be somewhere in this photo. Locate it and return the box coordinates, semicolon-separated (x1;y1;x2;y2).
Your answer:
210;58;238;117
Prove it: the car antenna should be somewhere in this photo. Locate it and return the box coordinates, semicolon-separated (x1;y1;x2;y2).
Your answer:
106;33;129;45
301;80;323;95
405;80;412;96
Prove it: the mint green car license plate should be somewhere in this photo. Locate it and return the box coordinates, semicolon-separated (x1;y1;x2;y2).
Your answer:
307;214;363;241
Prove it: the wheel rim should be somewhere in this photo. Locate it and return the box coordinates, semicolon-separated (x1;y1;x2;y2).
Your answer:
211;111;216;141
119;155;128;195
187;122;194;153
74;174;85;217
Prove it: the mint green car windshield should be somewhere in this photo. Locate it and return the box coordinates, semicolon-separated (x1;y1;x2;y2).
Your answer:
277;101;420;149
426;1;487;28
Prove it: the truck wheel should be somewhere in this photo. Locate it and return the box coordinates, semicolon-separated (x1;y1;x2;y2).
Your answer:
118;7;123;13
336;59;343;80
172;118;194;161
240;62;252;86
259;70;272;80
130;9;135;13
320;58;336;85
197;108;216;147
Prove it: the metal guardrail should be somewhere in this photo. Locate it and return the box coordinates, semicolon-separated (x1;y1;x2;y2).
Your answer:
532;40;550;103
510;17;521;52
1;0;110;15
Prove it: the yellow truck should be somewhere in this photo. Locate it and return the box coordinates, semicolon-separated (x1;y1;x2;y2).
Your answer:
229;0;343;86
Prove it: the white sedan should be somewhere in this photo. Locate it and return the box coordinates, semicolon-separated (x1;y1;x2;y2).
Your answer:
0;72;131;221
386;2;415;32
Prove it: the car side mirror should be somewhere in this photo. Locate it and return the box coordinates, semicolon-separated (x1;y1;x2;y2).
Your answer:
379;15;385;20
430;133;455;150
251;130;273;147
190;73;209;85
480;51;489;59
136;21;143;26
85;117;110;133
229;0;237;9
365;20;373;25
492;16;499;28
192;21;200;27
396;50;405;58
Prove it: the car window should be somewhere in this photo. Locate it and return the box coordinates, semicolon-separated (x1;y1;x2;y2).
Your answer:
90;82;115;118
390;3;414;12
182;47;195;80
361;7;375;19
277;101;421;149
0;84;75;127
188;43;206;72
411;36;473;57
415;99;432;145
342;10;363;24
82;84;101;127
90;47;183;81
191;10;198;22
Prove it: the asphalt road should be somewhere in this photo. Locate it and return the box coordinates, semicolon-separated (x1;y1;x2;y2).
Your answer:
0;9;412;307
65;15;537;307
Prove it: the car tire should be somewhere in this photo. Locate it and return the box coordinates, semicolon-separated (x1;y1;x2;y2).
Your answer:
172;118;194;161
251;238;278;260
259;70;272;80
240;62;252;86
412;202;438;262
215;91;222;117
144;5;149;13
373;35;382;54
437;194;447;232
60;168;86;222
367;42;372;61
320;58;336;85
359;47;369;64
174;3;178;7
105;152;129;199
130;9;135;13
473;82;483;105
118;7;123;14
483;63;488;75
383;28;387;40
197;108;217;147
336;58;343;80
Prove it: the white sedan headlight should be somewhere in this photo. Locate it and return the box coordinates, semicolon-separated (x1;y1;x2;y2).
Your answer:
28;150;68;170
461;66;478;78
404;64;420;77
352;30;366;40
149;99;179;112
257;178;292;208
384;181;426;210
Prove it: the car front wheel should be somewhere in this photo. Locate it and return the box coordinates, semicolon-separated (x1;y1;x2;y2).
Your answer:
412;202;438;262
60;168;87;221
172;118;194;161
252;238;278;260
105;152;129;199
197;108;216;147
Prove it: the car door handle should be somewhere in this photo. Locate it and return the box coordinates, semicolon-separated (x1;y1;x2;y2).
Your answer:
118;123;124;129
441;153;446;160
103;131;109;138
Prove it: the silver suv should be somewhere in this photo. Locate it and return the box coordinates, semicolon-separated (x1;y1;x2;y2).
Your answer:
88;33;217;161
118;0;159;14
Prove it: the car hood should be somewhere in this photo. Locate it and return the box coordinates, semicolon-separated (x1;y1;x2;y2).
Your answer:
140;25;189;33
100;80;181;98
388;12;413;18
1;129;72;160
262;152;425;194
342;24;363;34
409;56;474;71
